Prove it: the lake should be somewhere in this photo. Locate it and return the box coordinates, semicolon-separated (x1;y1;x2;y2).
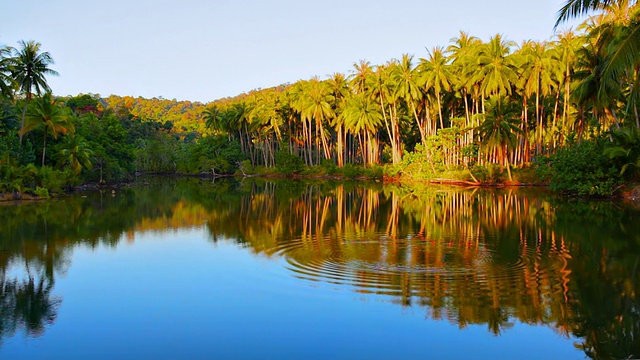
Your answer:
0;178;638;359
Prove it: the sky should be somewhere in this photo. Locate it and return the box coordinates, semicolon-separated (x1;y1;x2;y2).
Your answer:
3;0;585;104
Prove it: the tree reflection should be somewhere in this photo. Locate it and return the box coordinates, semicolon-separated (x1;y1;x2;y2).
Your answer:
0;275;60;341
0;178;637;358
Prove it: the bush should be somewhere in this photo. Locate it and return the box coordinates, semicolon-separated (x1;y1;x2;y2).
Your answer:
361;165;384;179
539;138;623;196
38;166;73;195
336;163;361;178
34;186;50;199
275;150;305;175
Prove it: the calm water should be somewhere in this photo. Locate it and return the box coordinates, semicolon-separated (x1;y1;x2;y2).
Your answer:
0;178;638;359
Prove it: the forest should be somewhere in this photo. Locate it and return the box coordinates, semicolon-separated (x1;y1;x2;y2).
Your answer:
1;0;640;198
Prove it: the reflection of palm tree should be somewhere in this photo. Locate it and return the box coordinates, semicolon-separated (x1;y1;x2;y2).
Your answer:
0;276;60;341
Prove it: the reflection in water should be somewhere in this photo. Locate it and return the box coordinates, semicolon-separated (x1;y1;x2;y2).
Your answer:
0;275;60;341
0;178;638;359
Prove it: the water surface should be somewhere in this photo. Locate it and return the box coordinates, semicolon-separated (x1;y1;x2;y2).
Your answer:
0;178;638;359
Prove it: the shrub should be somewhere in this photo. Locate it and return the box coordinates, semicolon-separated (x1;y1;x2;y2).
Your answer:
34;186;50;199
540;138;622;196
275;150;305;175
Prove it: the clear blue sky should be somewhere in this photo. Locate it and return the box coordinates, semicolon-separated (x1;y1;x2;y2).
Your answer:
3;0;583;103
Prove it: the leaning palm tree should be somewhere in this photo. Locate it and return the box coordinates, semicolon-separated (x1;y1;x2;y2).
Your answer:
557;1;640;128
555;0;634;26
22;92;74;166
11;40;59;143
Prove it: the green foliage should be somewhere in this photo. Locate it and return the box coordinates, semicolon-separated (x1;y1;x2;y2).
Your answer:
176;135;245;175
604;126;640;179
37;166;73;194
0;159;38;196
335;163;361;178
539;138;623;196
34;186;49;199
275;150;305;175
469;164;505;183
65;94;101;114
361;165;384;179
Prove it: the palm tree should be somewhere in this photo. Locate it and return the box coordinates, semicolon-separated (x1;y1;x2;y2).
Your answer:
475;96;522;182
340;93;383;165
391;54;427;141
558;1;640;129
327;73;349;166
203;105;222;134
555;0;633;26
418;47;453;130
472;35;518;100
22;93;74;166
58;134;93;175
0;45;15;99
11;41;59;143
447;31;482;123
300;78;335;161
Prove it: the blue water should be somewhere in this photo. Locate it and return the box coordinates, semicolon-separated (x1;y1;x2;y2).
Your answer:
0;226;583;359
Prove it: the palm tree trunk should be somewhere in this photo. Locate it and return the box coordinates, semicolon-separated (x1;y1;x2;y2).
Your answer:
42;132;47;167
19;92;32;144
436;91;444;129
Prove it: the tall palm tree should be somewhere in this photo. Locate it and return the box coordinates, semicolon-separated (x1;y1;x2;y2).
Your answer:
327;73;349;166
447;31;482;123
12;41;59;143
0;45;15;99
22;93;74;166
340;93;382;165
418;47;453;130
300;78;335;161
391;54;429;141
472;35;518;100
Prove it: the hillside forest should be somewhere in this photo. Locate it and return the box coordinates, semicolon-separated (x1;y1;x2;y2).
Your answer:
1;0;640;197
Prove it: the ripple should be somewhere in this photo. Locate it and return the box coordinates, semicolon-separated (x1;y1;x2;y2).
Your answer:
273;232;573;301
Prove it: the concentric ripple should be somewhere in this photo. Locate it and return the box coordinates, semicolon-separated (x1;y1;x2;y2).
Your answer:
272;232;573;301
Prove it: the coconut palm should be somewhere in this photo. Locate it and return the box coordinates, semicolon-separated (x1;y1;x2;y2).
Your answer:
340;93;383;165
447;31;482;122
558;1;640;129
555;0;634;26
326;73;350;166
300;78;335;161
22;93;74;166
472;35;518;99
58;134;93;175
391;54;427;141
203;105;222;134
418;47;454;130
0;45;15;99
475;96;522;181
11;41;59;143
